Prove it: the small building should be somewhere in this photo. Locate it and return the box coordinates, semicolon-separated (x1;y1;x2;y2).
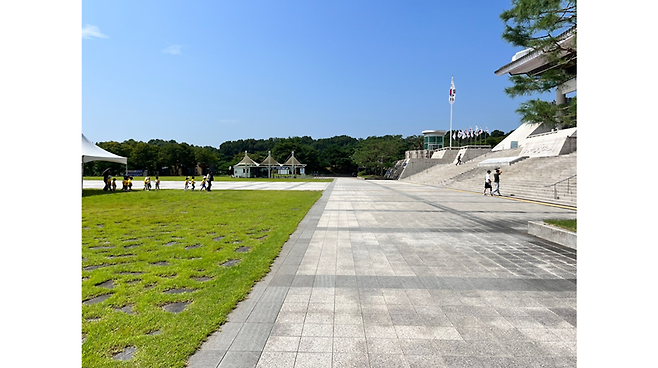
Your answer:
422;130;446;150
233;151;259;178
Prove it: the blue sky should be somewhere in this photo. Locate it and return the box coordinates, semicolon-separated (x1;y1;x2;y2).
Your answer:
82;0;553;147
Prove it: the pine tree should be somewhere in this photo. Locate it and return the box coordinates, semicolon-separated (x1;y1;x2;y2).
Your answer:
499;0;577;127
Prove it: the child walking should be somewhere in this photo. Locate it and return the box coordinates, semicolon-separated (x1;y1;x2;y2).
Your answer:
155;176;160;190
190;176;195;191
199;175;207;191
184;176;189;191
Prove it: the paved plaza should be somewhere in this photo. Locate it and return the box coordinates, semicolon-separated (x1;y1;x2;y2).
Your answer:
184;178;576;368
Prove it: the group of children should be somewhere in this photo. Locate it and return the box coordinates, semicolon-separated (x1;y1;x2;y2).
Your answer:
103;176;160;192
183;175;207;191
142;176;161;191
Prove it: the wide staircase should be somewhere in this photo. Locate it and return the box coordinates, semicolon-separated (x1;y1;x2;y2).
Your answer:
402;150;577;208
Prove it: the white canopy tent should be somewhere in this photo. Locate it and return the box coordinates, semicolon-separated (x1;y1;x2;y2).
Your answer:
82;134;127;165
82;134;128;189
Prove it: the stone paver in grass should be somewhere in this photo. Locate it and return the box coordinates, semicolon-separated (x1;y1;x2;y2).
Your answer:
112;346;137;361
235;246;252;253
106;254;134;259
115;305;136;314
84;264;109;271
83;294;111;305
186;244;202;249
89;245;114;250
221;259;241;267
163;301;191;313
164;288;196;294
95;280;114;289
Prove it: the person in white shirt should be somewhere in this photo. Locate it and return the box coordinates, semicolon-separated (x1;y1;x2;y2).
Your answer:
484;170;492;196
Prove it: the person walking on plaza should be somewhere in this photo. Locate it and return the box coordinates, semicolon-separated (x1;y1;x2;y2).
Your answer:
184;176;189;191
200;175;207;191
456;154;462;166
111;177;117;192
155;176;160;190
190;176;195;191
102;168;111;191
492;168;502;196
484;170;492;196
206;171;213;191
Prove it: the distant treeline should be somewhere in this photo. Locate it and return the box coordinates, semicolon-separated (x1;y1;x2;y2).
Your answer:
83;130;510;177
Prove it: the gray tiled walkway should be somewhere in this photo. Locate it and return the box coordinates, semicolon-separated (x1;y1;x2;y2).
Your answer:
188;178;577;368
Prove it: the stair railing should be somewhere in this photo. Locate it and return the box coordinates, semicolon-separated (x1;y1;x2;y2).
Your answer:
544;174;577;199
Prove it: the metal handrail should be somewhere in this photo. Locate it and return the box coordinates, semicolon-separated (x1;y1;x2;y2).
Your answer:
544;174;577;199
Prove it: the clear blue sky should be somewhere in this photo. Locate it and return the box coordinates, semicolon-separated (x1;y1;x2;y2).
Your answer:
82;0;552;147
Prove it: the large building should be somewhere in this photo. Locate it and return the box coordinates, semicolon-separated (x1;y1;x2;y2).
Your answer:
494;25;576;121
422;130;446;150
493;25;576;154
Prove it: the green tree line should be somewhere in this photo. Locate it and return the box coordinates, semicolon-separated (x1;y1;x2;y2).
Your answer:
83;131;512;177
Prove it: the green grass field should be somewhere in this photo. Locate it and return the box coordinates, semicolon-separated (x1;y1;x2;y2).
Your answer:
82;188;321;367
84;175;332;182
544;218;577;233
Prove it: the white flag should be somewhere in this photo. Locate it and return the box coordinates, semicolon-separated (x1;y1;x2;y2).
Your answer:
449;76;456;105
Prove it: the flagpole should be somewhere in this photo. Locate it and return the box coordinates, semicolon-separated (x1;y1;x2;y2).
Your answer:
449;103;453;149
449;76;455;149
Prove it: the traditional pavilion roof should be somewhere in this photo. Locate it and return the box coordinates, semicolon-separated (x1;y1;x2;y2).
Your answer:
260;152;281;166
283;153;305;167
494;25;576;77
235;152;259;166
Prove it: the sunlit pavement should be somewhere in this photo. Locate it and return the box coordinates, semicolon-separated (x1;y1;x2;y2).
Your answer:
152;177;577;368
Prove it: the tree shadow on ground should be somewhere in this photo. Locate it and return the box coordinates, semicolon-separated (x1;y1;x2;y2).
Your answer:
82;189;131;198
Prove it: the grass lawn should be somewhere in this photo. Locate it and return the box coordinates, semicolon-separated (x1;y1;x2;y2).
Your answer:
84;175;332;182
544;218;577;233
82;188;322;367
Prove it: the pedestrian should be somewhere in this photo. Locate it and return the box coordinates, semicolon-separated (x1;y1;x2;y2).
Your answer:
483;170;492;196
122;176;128;191
456;154;462;166
492;168;502;196
184;176;189;191
200;175;207;191
155;176;160;190
128;176;133;191
102;168;111;191
190;176;195;191
206;171;213;191
111;177;117;192
143;176;150;191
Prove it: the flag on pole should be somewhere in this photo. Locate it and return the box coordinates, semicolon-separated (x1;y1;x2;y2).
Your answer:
449;76;456;105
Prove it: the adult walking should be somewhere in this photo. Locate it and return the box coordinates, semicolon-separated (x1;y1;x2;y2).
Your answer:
492;167;502;196
102;168;111;191
206;171;213;191
483;170;492;196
